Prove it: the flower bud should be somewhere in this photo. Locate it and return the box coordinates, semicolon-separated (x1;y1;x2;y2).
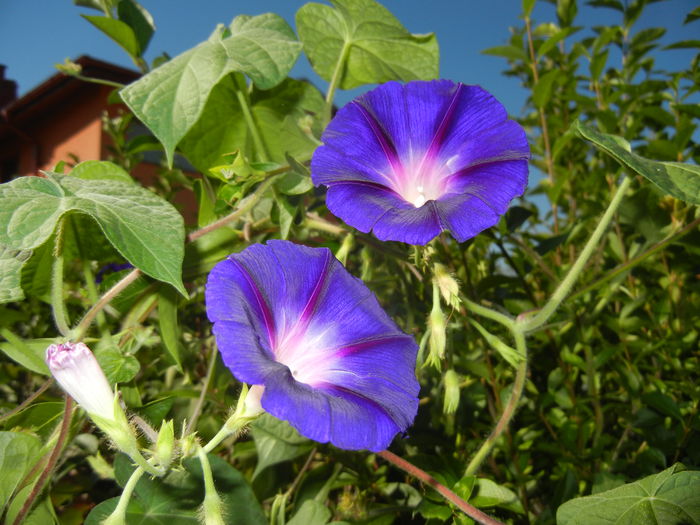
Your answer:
45;342;151;473
426;296;446;369
155;420;176;469
45;342;115;421
433;263;461;309
443;369;461;415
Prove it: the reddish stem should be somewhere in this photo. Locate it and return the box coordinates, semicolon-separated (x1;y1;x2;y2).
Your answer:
12;396;74;525
378;450;505;525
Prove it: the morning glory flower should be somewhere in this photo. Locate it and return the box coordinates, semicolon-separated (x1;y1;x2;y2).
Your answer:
205;240;420;452
311;80;530;245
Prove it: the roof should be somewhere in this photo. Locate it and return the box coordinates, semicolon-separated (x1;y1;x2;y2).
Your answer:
1;55;139;125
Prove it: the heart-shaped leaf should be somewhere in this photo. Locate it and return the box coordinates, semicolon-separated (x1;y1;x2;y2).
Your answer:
0;169;186;295
120;13;302;166
296;0;438;90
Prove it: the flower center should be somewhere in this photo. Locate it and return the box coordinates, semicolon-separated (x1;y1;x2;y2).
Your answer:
391;156;451;208
273;323;335;386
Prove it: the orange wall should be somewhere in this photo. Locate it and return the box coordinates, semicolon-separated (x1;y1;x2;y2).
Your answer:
19;84;110;174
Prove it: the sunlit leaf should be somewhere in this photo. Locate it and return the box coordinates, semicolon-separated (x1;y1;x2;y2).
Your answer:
574;120;700;205
296;0;438;90
0;169;186;294
120;13;302;165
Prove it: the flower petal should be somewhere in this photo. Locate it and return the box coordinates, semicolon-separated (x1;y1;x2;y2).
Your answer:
261;367;403;451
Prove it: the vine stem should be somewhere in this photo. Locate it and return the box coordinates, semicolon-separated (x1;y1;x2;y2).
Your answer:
103;465;145;525
378;450;505;525
520;175;633;333
463;297;515;330
323;40;351;125
465;329;528;476
51;220;71;337
73;268;141;340
197;446;225;525
185;342;219;435
0;379;53;423
12;397;74;525
234;80;270;162
525;15;558;238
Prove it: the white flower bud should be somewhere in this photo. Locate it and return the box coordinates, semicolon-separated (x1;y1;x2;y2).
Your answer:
45;342;115;420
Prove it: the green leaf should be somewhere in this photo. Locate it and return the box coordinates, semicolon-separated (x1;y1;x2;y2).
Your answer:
533;70;560;108
0;431;42;514
685;6;700;24
274;193;296;239
522;0;536;17
69;160;133;182
469;319;523;368
470;479;524;514
0;246;30;304
157;286;183;370
81;15;141;57
120;13;302;165
0;331;51;375
573;120;700;205
664;40;700;50
117;0;155;56
557;464;700;525
296;0;438;90
287;500;332;525
95;345;140;384
86;453;266;524
4;403;64;440
179;76;323;172
251;413;313;478
587;0;624;12
276;171;313;195
0;170;186;294
5;485;57;525
538;27;579;58
642;391;683;421
482;45;527;61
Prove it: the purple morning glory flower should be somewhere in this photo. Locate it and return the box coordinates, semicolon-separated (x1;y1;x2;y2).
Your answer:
205;240;419;452
311;80;530;245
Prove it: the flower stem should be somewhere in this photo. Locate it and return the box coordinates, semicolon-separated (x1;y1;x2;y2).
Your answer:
202;386;261;453
187;174;283;242
103;465;145;525
51;222;71;338
465;328;528;476
234;79;269;162
197;446;225;525
186;343;219;434
323;40;351;125
378;450;505;525
520;175;633;333
463;297;515;331
73;268;142;340
12;397;74;525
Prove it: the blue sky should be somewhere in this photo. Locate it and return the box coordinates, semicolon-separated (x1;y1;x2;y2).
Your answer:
1;0;697;117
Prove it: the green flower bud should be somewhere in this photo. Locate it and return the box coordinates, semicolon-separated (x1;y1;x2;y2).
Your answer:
335;233;355;266
155;420;176;469
443;369;461;415
433;263;461;309
426;283;447;369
